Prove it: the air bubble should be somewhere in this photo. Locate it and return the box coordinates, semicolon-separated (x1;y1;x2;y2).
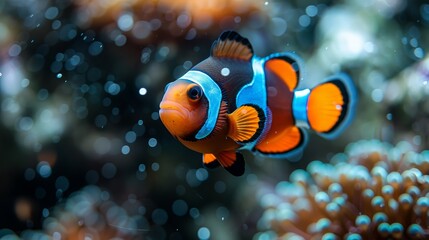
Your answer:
172;199;188;216
306;5;318;17
88;41;103;56
139;87;147;95
101;162;117;179
151;162;160;171
148;138;157;147
117;13;134;31
152;208;168;225
121;145;130;155
37;162;52;178
197;227;210;240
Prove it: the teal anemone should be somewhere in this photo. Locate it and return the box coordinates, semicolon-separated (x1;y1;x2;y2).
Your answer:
255;140;429;240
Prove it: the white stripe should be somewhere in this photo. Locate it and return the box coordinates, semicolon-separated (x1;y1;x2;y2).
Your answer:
179;70;222;139
235;57;268;149
292;89;310;128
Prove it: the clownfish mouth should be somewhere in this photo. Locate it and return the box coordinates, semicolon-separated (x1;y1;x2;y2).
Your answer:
159;101;191;135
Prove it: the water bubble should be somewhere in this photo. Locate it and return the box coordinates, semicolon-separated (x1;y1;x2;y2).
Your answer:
42;208;49;218
306;5;318;17
125;131;137;143
55;176;69;191
101;162;117;179
114;34;127;47
88;41;103;56
112;107;120;115
410;38;418;48
132;21;151;39
371;89;384;102
271;17;287;36
140;48;152;64
150;19;162;30
177;14;191;29
197;227;210;240
414;47;424;59
69;55;81;66
118;13;134;31
152;208;168;225
37;162;52;178
298;15;311;27
138;164;146;172
8;44;22;57
56;73;63;79
121;145;130;155
104;81;121;95
386;113;392;121
21;78;30;88
139;87;147;95
24;168;36;181
18;117;33;131
158;46;170;58
172;199;188;216
186;169;201;187
94;114;107;128
38;89;49;100
44;7;59;20
151;112;159;120
151;162;160;171
189;208;200;219
196;168;208;181
185;28;197;40
52;20;61;30
148;138;158;147
221;67;230;76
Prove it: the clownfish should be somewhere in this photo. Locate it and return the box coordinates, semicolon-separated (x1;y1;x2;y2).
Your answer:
159;31;357;176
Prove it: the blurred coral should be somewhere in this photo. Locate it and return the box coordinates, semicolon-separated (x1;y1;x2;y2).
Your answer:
74;0;267;43
255;140;429;239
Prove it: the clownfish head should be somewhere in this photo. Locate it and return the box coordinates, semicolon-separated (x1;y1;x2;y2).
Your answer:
159;79;209;140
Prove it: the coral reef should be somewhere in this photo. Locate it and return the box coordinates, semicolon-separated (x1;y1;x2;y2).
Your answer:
256;140;429;239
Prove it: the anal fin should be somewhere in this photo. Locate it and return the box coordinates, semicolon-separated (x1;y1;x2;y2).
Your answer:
203;153;220;169
215;151;245;176
255;126;305;154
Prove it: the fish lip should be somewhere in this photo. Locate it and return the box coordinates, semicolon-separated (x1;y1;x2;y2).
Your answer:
159;101;189;120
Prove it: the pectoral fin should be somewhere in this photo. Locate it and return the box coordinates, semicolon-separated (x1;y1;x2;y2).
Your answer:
215;151;245;176
227;104;265;143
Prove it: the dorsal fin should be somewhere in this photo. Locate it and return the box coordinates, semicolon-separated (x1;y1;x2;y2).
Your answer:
211;31;254;61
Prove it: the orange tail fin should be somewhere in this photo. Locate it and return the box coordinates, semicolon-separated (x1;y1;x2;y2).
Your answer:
306;74;357;139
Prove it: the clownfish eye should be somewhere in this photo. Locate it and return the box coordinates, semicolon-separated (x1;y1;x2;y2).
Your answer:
187;85;203;101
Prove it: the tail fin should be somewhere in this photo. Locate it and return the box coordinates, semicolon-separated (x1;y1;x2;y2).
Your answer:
307;73;357;139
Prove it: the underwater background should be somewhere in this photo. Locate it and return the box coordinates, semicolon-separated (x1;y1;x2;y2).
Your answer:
0;0;428;239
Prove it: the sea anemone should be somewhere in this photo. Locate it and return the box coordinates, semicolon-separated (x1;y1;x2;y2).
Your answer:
255;139;429;239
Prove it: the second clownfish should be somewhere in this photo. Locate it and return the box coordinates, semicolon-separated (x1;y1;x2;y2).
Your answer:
159;31;357;176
